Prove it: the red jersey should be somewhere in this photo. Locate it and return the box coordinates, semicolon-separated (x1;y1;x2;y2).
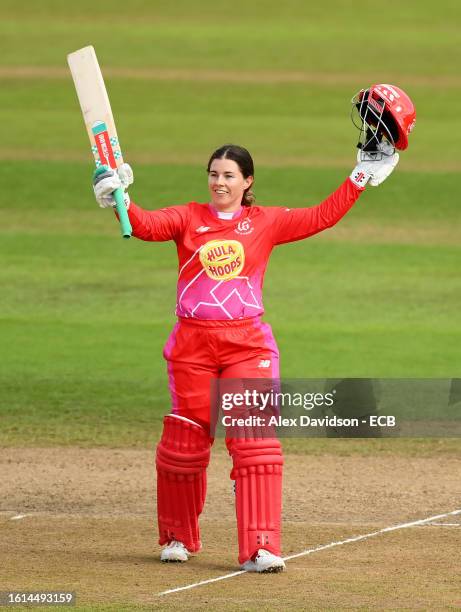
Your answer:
126;177;363;320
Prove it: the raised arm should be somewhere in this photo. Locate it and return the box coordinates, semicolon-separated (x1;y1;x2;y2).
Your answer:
92;163;189;241
271;141;399;246
270;177;362;246
126;201;189;242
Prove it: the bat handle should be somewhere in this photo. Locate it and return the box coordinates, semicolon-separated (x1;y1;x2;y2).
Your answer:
113;187;132;239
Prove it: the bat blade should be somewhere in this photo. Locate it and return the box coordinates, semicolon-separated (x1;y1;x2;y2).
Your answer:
67;45;132;238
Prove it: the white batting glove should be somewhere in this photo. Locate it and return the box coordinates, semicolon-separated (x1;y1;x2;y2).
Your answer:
349;142;399;188
93;163;134;208
117;163;134;190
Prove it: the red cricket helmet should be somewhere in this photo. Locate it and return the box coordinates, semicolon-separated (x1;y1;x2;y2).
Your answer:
352;84;416;153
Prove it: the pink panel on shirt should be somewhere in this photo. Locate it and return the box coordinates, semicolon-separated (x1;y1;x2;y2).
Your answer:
176;274;263;320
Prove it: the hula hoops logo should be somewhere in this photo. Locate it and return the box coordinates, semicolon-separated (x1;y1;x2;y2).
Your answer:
199;240;245;281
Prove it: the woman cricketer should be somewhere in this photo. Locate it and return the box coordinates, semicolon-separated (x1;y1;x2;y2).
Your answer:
92;86;414;572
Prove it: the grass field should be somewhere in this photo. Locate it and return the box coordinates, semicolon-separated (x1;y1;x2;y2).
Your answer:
1;1;460;610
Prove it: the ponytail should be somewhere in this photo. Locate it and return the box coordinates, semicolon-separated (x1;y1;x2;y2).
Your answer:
242;188;255;206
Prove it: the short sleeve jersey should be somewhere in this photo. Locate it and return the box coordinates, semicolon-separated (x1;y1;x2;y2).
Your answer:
126;177;363;320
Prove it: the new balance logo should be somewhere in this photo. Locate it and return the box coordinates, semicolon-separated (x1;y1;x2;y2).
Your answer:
258;359;271;368
196;226;211;233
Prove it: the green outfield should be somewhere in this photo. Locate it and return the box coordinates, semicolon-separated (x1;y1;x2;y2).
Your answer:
1;0;460;447
1;2;461;610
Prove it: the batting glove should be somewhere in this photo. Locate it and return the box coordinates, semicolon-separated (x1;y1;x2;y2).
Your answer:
349;141;399;188
93;163;134;208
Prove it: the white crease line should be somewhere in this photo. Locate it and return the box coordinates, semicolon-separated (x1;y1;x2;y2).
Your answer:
10;514;30;521
157;508;461;597
158;570;246;596
1;510;151;519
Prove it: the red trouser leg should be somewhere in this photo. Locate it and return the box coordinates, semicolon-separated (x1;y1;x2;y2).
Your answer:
227;437;284;564
221;320;283;565
156;414;211;552
158;321;218;552
163;321;219;431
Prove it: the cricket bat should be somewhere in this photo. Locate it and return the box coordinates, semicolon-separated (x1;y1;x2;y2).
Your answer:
67;45;132;238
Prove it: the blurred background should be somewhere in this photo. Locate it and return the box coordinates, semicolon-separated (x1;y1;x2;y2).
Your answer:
1;0;460;445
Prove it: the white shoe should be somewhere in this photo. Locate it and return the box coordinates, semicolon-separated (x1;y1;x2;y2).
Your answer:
160;540;190;563
241;549;286;573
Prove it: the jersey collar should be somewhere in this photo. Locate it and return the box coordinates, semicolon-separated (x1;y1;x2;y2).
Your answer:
207;203;244;220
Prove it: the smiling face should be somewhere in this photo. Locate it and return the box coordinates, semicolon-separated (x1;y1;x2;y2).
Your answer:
208;158;253;212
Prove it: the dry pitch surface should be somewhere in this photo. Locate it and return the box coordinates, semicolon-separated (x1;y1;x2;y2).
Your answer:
1;444;460;610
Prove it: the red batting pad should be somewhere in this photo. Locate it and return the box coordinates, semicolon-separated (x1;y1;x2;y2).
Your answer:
228;438;284;563
156;415;211;552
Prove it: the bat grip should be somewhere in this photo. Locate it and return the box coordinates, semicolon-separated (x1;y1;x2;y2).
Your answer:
113;187;132;238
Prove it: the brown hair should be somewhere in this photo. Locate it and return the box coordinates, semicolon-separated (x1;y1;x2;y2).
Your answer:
207;144;255;206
